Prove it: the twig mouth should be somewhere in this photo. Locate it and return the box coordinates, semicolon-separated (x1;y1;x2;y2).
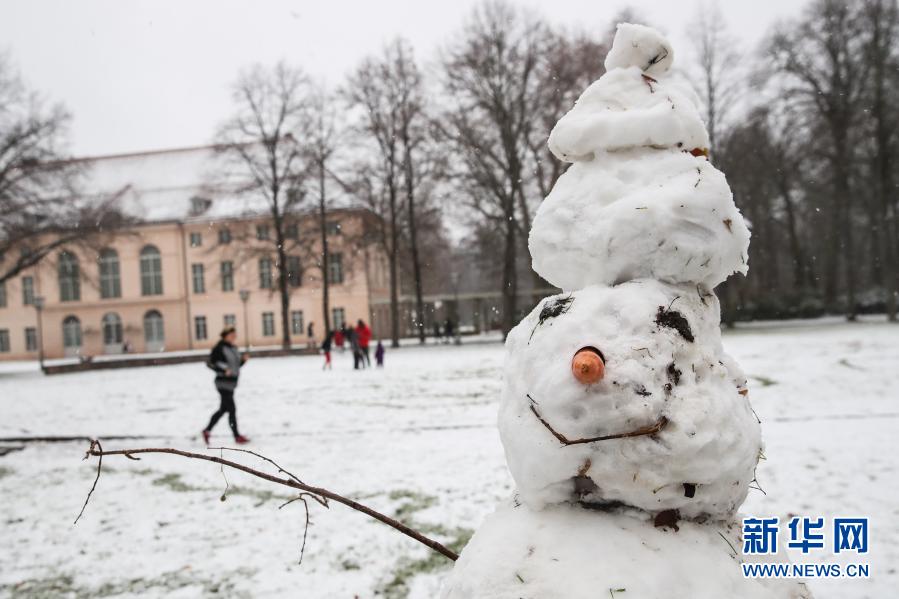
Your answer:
527;394;668;446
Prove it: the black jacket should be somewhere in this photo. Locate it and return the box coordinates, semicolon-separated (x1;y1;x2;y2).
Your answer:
207;340;242;390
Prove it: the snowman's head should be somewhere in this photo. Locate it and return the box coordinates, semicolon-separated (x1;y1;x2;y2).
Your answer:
499;279;761;519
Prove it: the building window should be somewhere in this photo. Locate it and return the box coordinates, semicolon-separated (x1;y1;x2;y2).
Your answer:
195;315;208;341
98;248;121;299
326;221;341;235
332;307;345;330
287;255;302;287
143;310;165;348
224;314;236;327
190;197;211;216
328;253;344;284
22;276;34;305
0;329;9;352
25;327;37;352
140;245;164;296
0;280;6;307
291;310;304;335
58;251;81;302
192;263;205;294
62;315;82;351
259;258;273;289
262;312;275;337
220;261;235;292
286;223;299;240
189;232;202;247
102;312;123;346
218;228;232;244
256;224;270;240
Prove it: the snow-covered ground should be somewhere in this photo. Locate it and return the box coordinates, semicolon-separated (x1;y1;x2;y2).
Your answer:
0;318;896;598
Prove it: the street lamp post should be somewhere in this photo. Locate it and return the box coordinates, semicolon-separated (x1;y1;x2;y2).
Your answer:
34;296;46;373
239;289;250;352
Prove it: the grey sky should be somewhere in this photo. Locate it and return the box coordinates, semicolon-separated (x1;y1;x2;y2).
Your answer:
1;0;806;157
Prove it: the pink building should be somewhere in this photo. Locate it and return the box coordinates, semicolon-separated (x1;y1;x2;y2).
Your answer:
0;146;391;360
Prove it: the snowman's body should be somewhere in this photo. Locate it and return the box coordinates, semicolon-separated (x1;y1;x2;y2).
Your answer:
442;502;806;599
441;24;811;599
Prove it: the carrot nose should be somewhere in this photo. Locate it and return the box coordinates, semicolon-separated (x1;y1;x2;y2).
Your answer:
572;347;605;384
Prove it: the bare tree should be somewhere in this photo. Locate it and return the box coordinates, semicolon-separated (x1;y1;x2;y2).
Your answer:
688;2;743;155
438;1;550;336
768;0;868;319
216;62;312;349
393;41;431;345
861;0;899;321
305;85;341;336
0;54;126;283
345;44;410;347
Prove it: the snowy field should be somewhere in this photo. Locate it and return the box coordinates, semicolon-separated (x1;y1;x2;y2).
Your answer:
0;318;897;599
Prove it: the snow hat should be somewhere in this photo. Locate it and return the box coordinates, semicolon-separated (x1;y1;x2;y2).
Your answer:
531;23;749;291
547;24;708;162
604;23;674;76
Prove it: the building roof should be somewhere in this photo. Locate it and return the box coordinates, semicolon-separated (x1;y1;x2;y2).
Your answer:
67;144;352;224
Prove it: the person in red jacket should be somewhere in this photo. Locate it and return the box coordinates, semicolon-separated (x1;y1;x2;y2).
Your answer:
356;319;372;367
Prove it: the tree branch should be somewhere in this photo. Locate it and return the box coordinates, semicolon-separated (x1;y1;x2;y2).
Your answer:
76;442;459;562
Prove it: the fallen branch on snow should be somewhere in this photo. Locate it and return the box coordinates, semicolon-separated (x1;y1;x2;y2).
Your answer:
75;440;459;562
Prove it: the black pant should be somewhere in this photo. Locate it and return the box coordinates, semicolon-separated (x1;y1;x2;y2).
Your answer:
206;388;239;437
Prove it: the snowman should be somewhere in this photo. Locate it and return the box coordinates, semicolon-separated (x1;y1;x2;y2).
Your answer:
441;24;811;599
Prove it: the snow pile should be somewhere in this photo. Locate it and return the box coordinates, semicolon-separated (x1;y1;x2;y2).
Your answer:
531;22;749;291
442;502;811;599
499;280;760;518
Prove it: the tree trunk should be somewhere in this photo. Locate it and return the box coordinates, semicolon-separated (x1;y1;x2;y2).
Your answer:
402;144;426;344
274;223;292;349
834;157;856;321
777;170;807;293
823;190;840;310
388;180;401;348
870;5;898;322
501;198;518;338
318;162;332;335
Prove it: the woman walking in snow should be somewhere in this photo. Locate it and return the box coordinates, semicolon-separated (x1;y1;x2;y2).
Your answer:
202;326;250;445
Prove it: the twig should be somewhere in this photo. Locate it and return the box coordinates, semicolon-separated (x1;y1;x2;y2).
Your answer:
74;439;103;525
219;448;230;501
76;443;459;562
528;396;668;446
717;530;738;559
209;446;305;486
279;492;329;564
